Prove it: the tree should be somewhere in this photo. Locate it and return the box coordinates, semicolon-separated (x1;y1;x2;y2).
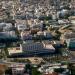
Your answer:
67;63;75;75
24;63;32;75
32;67;42;75
6;11;11;19
5;68;12;75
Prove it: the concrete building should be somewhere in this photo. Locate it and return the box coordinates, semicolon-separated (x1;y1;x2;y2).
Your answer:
10;63;25;75
20;31;32;40
0;31;18;43
30;23;43;31
8;41;55;57
8;47;22;55
0;23;13;31
60;32;75;42
20;42;44;52
37;31;53;39
17;24;29;31
38;63;68;75
69;16;75;25
66;38;75;50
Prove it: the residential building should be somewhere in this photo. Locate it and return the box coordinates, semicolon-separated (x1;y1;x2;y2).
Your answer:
0;22;12;29
37;31;53;39
30;23;43;31
66;38;75;50
21;31;32;40
43;31;53;39
8;47;22;55
20;42;44;52
60;32;75;42
38;63;69;75
68;16;75;25
17;24;29;31
52;41;63;48
43;42;55;53
10;63;25;75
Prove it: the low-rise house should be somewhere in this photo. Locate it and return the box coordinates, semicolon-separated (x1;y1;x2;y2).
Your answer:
8;47;22;55
58;19;70;24
17;24;29;31
3;23;13;31
43;42;55;53
52;41;63;48
20;31;32;40
68;16;75;25
20;42;44;52
0;22;13;31
52;13;57;20
37;31;53;39
38;64;69;75
43;31;53;39
30;23;43;31
3;26;15;31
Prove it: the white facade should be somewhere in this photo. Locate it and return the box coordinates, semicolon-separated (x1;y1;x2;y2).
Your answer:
11;63;25;75
17;24;28;31
37;31;52;38
44;31;52;38
8;47;22;55
20;42;55;53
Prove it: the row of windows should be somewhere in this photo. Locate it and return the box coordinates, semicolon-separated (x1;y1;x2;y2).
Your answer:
12;69;24;74
24;50;51;54
23;44;43;51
